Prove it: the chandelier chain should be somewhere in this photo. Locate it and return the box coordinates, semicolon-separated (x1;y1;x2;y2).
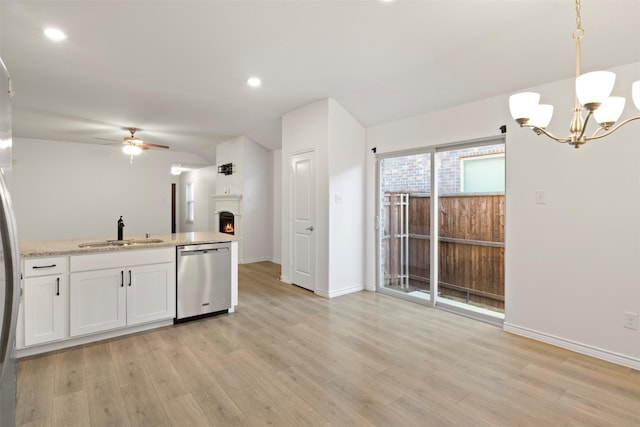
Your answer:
573;0;584;40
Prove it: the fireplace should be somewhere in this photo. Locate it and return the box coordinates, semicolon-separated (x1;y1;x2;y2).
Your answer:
219;211;235;235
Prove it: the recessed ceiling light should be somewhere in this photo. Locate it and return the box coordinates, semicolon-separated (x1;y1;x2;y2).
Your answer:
247;77;261;88
44;27;68;42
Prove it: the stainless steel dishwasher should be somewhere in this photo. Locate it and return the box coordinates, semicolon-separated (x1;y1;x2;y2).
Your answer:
176;242;231;321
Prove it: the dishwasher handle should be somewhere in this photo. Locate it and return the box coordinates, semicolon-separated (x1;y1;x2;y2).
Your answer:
179;247;229;256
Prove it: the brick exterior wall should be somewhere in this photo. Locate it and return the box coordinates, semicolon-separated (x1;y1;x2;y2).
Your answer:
380;144;504;195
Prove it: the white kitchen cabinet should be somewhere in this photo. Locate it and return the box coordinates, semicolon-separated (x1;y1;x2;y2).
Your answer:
69;248;175;337
69;268;126;337
23;257;67;346
127;263;175;326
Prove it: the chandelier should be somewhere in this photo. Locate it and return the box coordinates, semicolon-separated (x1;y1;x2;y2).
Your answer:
509;0;640;148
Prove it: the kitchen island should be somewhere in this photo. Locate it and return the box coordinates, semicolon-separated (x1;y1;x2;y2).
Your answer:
20;231;236;257
18;232;238;357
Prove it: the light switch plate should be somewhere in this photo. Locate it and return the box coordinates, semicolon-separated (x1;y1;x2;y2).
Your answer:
623;312;639;330
535;190;546;204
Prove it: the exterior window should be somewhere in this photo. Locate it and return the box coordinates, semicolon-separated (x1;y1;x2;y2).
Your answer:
186;182;195;222
461;153;505;193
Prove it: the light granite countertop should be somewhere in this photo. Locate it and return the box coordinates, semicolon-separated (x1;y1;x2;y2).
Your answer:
20;231;237;258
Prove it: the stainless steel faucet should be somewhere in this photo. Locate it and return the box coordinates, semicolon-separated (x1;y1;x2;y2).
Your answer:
117;216;124;240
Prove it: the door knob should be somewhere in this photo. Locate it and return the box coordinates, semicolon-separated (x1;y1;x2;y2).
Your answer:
305;226;314;232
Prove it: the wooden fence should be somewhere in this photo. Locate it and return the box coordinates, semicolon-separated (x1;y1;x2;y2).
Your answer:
384;193;505;310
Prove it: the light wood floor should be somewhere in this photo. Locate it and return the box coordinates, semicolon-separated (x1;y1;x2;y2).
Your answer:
16;262;640;426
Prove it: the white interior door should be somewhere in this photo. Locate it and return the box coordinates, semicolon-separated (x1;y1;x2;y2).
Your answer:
291;151;316;291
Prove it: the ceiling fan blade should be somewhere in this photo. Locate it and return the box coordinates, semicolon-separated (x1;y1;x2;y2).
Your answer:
95;137;122;143
141;142;170;149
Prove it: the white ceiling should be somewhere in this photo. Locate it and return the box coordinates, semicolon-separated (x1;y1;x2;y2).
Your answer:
1;1;639;158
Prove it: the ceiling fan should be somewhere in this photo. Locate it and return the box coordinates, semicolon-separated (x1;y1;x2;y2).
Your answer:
96;127;170;161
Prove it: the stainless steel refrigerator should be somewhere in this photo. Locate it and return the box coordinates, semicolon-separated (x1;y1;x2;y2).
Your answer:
0;56;20;427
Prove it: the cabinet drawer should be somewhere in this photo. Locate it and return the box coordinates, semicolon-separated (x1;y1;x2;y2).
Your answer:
70;247;174;272
24;257;67;277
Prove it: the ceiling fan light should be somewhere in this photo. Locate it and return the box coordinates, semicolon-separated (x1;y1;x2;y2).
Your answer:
576;71;616;108
593;96;625;125
632;81;640;111
122;144;142;155
528;104;554;129
509;92;540;122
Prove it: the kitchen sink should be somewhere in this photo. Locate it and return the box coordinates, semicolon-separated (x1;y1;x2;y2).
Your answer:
78;238;164;248
125;238;164;245
78;241;120;248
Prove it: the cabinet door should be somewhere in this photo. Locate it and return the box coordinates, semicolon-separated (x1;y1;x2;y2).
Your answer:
127;262;175;326
24;275;65;346
70;268;126;337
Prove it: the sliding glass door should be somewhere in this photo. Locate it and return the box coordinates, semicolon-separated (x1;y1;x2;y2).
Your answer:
378;152;432;301
435;144;505;316
377;139;505;320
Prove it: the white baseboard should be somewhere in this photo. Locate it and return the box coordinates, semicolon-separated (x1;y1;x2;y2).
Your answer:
503;322;640;370
315;284;364;299
280;275;291;284
240;256;272;264
18;319;174;358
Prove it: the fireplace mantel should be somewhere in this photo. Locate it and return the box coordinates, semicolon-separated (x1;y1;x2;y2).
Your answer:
213;194;242;216
212;194;242;202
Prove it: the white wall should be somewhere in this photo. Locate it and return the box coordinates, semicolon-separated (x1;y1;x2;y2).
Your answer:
178;165;217;233
281;98;366;297
13;138;207;241
327;99;366;297
271;149;282;264
215;136;244;196
503;62;640;368
242;138;272;263
366;61;640;369
215;135;273;264
281;99;329;285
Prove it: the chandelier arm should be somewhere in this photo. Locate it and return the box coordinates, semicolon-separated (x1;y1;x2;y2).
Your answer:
589;127;607;138
522;125;571;143
577;110;593;141
586;116;640;141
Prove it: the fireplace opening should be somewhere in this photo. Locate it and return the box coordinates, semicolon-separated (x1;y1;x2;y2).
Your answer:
219;211;235;235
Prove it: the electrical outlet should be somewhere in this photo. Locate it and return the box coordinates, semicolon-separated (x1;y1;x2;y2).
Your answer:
535;190;546;204
623;312;639;330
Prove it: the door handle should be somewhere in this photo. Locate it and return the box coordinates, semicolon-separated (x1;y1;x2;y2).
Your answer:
56;277;60;296
305;226;314;232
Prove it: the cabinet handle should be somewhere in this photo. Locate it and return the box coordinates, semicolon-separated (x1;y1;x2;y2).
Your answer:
120;270;124;287
128;270;132;287
33;264;56;269
56;277;60;296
